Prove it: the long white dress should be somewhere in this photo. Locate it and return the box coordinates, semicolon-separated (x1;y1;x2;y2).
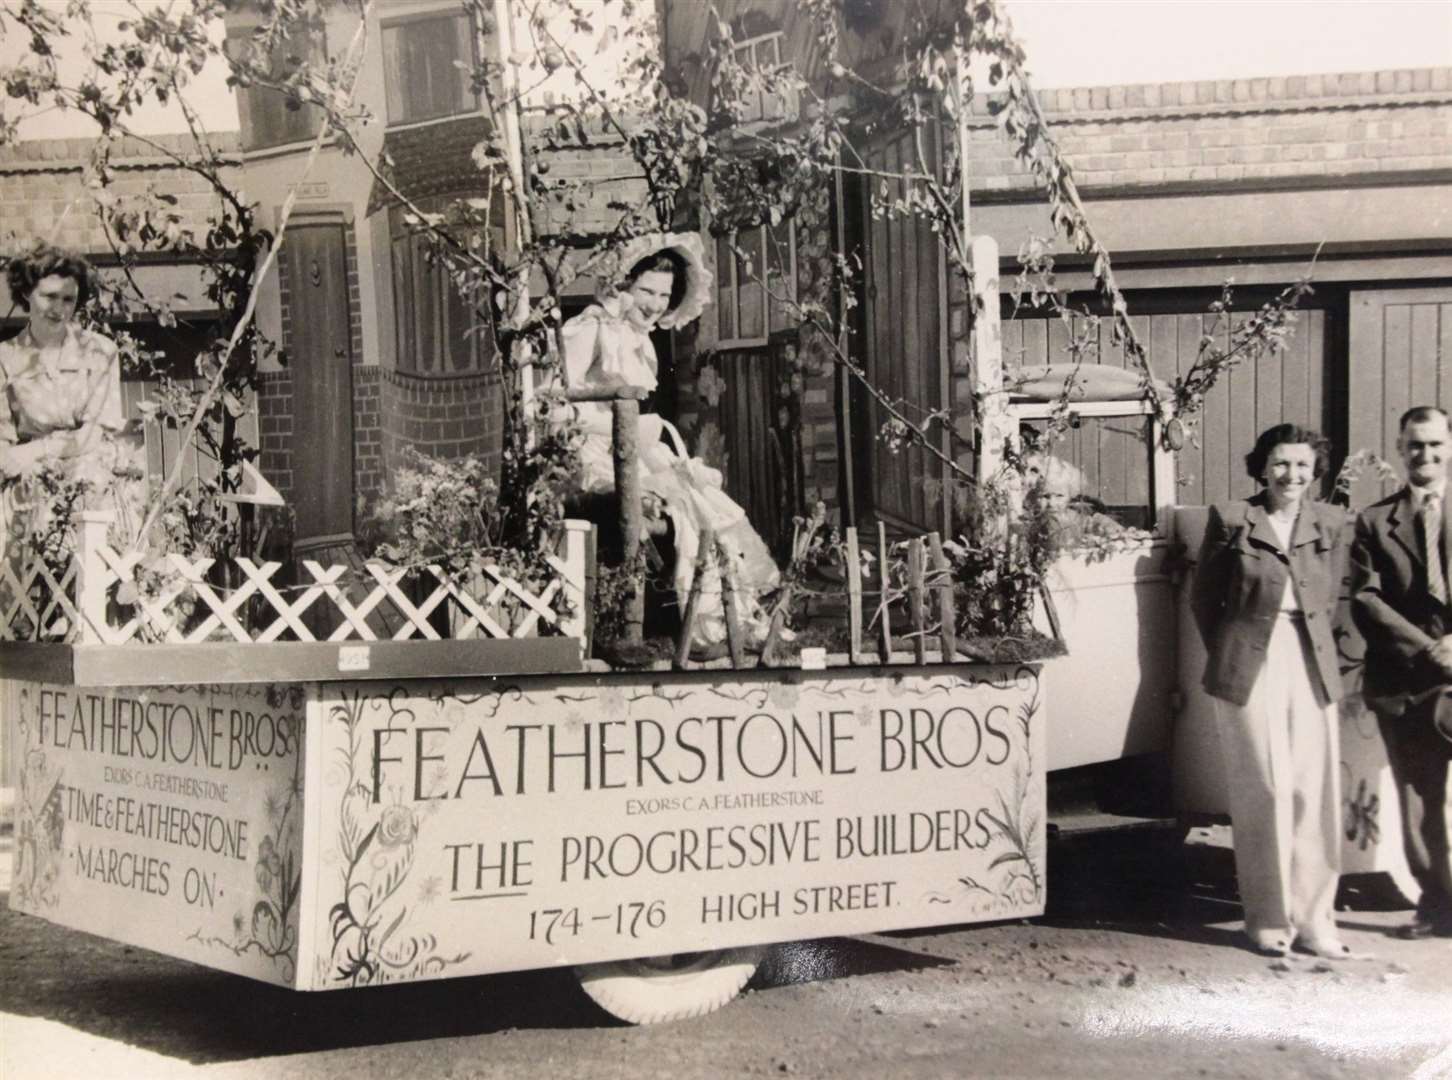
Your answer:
561;298;779;647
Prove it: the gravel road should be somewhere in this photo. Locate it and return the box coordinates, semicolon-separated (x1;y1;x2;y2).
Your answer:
4;828;1450;1080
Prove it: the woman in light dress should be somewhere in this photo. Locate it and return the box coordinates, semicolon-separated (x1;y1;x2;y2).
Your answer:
1191;423;1367;961
1;245;132;554
559;233;778;650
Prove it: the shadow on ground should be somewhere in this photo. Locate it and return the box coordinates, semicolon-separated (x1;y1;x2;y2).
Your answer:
1034;827;1414;951
0;892;941;1065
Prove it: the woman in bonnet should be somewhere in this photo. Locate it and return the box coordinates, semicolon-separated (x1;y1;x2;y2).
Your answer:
559;232;778;650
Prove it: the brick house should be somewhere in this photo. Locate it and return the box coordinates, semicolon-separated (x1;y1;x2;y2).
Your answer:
3;4;647;565
14;4;1446;562
657;1;1452;540
220;1;518;560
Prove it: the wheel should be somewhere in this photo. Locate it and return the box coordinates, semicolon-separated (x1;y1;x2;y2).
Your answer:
574;947;765;1024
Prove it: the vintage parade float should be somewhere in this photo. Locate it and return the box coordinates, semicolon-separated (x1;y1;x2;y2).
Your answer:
2;445;1051;1022
2;208;1055;1021
0;0;1418;1027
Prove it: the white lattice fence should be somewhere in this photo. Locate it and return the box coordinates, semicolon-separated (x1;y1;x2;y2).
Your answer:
0;553;82;642
1;511;590;647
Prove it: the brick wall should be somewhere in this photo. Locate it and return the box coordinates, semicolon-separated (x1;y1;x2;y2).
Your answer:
0;133;241;253
354;367;382;504
946;269;973;478
257;369;294;497
525;112;651;235
379;370;504;482
965;68;1452;196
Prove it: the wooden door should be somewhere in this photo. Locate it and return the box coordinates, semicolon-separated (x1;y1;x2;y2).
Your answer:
1347;286;1452;507
283;222;355;549
855;129;947;534
718;344;799;557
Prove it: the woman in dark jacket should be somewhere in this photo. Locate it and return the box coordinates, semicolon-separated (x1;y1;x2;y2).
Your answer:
1192;422;1366;960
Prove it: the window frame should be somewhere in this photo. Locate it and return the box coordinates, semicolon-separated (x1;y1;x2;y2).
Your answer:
729;29;795;126
380;7;481;128
1009;401;1176;540
227;21;328;152
715;217;797;351
387;202;493;377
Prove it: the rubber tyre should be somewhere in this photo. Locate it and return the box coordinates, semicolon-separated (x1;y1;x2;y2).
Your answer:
574;947;765;1024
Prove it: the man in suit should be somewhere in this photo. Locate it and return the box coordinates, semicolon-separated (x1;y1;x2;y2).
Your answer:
1351;404;1452;938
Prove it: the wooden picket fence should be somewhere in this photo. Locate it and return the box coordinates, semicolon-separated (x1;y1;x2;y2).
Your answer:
1;511;590;647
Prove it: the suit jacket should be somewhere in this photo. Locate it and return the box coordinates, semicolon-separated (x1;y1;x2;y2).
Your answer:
1350;486;1452;718
1191;494;1348;707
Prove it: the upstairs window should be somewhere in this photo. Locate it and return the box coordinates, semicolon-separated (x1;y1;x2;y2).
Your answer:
389;204;494;375
229;21;326;151
382;9;479;126
716;218;796;348
730;30;796;125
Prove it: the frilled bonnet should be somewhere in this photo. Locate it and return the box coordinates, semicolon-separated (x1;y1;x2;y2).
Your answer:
595;232;713;331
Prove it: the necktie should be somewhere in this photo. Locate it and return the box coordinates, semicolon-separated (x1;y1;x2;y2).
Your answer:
1422;492;1448;604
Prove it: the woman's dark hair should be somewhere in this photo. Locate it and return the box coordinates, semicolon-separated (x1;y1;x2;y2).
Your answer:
1244;422;1331;483
6;244;94;311
624;248;688;313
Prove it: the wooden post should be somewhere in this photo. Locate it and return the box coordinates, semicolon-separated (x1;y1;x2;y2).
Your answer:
612;396;644;645
557;519;592;643
758;602;789;669
846;526;864;665
877;520;892;663
955;44;972;270
582;523;597;655
970;235;1010;484
673;529;714;670
716;539;745;669
74;509;116;644
928;531;957;661
833;165;858;528
908;537;927;665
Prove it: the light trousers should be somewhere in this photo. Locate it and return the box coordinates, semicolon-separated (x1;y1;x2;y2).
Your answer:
1215;613;1341;946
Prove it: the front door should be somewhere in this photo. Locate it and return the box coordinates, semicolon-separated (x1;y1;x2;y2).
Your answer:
284;221;355;551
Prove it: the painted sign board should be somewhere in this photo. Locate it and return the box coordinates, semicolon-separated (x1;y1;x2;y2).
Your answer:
297;665;1047;990
5;664;1046;992
7;680;306;986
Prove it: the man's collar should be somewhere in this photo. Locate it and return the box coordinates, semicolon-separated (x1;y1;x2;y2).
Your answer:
1409;479;1447;505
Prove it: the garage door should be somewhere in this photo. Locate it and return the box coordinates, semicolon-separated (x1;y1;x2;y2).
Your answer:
1003;297;1332;508
1346;286;1452;507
